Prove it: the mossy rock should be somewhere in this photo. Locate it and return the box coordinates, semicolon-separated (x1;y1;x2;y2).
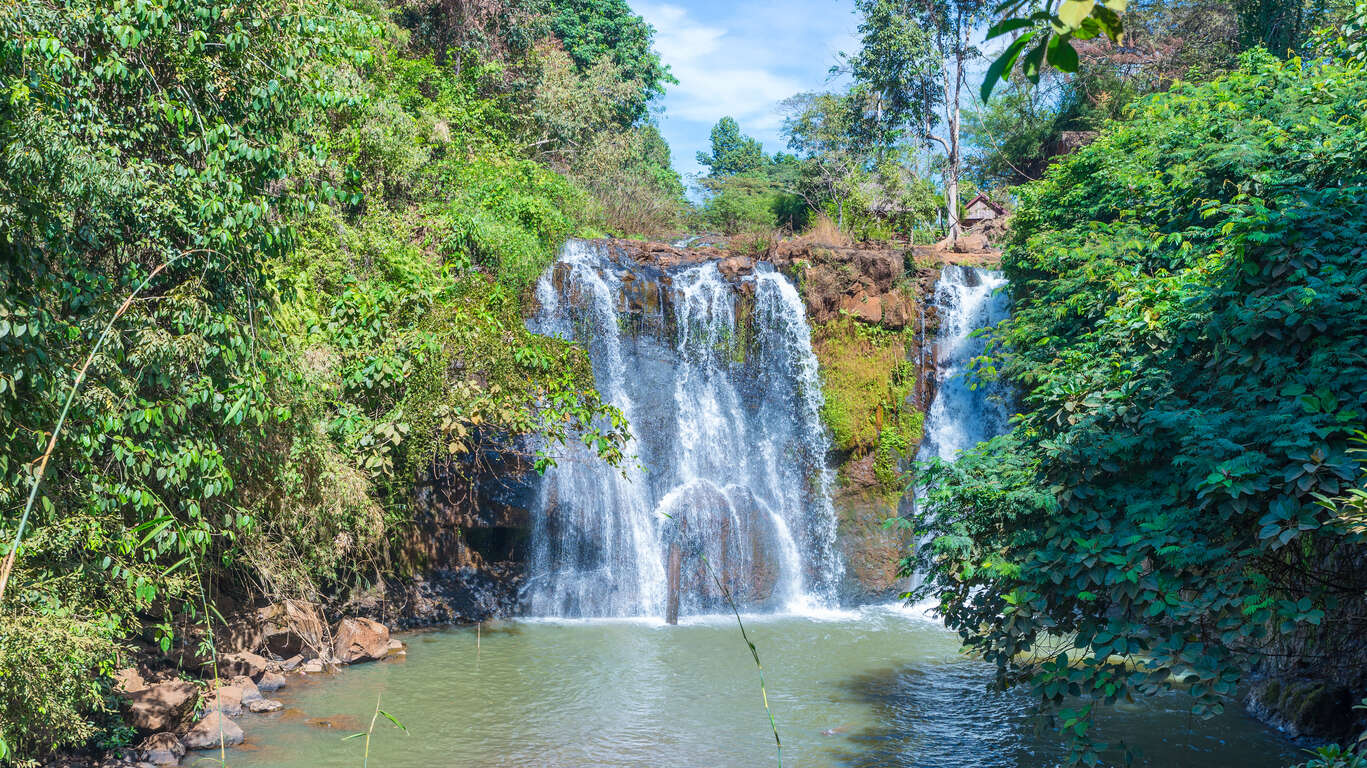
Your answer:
1247;677;1356;738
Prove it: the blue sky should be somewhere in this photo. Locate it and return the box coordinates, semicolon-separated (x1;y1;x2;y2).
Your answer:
635;0;861;182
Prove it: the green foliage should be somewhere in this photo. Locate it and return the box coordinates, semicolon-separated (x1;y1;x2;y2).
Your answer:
697;116;768;178
0;0;660;760
814;318;922;499
905;52;1367;761
2;4;379;755
548;0;674;122
0;615;122;763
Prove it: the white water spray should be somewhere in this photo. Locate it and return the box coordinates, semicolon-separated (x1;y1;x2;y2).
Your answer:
524;241;843;618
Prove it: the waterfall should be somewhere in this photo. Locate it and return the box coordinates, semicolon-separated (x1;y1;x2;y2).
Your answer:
917;265;1013;462
524;240;843;619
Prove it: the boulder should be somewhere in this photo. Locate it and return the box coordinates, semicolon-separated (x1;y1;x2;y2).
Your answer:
182;712;245;750
218;651;268;680
247;698;283;713
113;667;148;694
137;733;185;766
301;659;325;674
280;654;305;672
880;294;910;329
229;675;262;703
257;671;286;692
123;680;198;733
717;255;755;280
332;617;390;664
201;685;243;717
952;232;990;253
839;293;883;324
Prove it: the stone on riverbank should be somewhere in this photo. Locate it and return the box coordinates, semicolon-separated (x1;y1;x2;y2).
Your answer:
136;733;184;766
218;651;268;679
247;697;284;713
122;680;198;733
332;617;390;663
201;685;243;717
183;713;245;750
257;670;286;691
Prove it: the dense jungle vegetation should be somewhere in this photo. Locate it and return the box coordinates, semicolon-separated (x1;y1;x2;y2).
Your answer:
0;0;680;759
5;0;1367;763
906;9;1367;766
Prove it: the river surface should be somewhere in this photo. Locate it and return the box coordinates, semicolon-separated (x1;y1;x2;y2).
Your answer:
224;606;1300;768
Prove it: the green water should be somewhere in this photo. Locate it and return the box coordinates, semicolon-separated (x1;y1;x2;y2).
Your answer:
222;606;1302;767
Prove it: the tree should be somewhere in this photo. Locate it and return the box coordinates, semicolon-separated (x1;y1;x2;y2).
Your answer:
850;0;988;240
696;116;767;177
906;51;1367;760
781;91;867;229
548;0;675;123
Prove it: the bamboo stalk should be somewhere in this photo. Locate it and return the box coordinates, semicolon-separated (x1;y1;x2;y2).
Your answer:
0;251;204;608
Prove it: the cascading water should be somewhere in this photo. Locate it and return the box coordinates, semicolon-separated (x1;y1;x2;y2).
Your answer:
917;265;1013;462
524;240;842;618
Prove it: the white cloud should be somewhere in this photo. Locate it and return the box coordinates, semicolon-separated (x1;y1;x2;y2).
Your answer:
635;0;859;176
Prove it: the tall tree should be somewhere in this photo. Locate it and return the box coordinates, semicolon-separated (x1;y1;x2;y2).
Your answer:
781;91;867;229
850;0;987;240
696;116;767;177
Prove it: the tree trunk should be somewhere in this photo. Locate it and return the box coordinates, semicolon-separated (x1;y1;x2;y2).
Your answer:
944;52;962;243
837;197;845;231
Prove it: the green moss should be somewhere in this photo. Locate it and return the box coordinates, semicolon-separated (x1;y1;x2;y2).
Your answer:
813;316;924;500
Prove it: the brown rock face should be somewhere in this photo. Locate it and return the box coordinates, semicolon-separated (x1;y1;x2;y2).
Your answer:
183;712;245;750
768;242;912;329
123;679;198;733
332;617;391;664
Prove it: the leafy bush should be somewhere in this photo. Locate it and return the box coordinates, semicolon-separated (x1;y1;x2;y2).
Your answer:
0;615;121;762
904;51;1367;760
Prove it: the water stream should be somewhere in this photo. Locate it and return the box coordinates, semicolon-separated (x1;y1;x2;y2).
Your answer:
225;246;1301;767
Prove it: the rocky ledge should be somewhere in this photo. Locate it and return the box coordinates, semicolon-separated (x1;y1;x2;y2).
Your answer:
49;611;407;768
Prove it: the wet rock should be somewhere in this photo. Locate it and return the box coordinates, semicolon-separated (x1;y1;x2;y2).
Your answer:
182;713;244;750
300;659;324;674
717;255;755;279
136;733;184;766
257;671;286;692
386;639;405;655
218;651;268;680
247;698;284;713
122;679;198;733
332;617;390;664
